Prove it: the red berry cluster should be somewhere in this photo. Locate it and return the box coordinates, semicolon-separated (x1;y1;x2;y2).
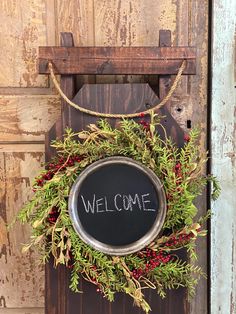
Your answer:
174;162;182;176
174;162;183;189
184;134;191;142
163;232;195;248
36;171;54;187
132;249;171;279
138;112;150;130
140;120;150;129
35;155;82;188
89;266;104;294
48;206;59;224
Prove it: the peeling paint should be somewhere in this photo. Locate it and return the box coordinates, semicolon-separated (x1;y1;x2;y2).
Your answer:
0;295;6;307
0;95;60;142
0;217;8;247
0;151;45;308
211;0;236;313
0;0;48;87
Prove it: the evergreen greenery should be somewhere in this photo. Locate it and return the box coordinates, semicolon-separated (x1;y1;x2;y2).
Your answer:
15;113;220;313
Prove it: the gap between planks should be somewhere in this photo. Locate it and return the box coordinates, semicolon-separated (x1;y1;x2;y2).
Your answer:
0;309;44;314
0;87;57;96
0;143;45;152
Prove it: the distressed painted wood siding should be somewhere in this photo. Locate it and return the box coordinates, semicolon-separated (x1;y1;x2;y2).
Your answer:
211;1;236;313
0;1;209;313
0;1;59;313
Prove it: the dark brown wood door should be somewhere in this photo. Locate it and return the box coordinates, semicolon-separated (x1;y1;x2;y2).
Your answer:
45;2;209;312
45;75;188;314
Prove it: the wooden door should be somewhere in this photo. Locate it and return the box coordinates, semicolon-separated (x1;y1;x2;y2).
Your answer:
0;1;209;314
44;30;194;314
44;1;209;312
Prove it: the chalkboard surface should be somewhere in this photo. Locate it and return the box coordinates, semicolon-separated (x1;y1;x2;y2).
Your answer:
69;157;166;255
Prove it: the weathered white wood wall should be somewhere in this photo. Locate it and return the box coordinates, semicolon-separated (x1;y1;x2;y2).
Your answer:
211;1;236;313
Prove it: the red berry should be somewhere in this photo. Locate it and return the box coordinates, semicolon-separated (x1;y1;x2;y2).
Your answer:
175;163;181;170
37;179;43;186
67;160;74;166
67;264;74;269
139;112;145;118
184;134;190;142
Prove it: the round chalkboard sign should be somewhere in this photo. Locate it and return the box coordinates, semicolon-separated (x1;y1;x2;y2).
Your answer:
69;157;166;255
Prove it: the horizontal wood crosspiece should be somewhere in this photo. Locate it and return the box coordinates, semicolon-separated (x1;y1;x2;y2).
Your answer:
48;60;186;118
38;46;196;75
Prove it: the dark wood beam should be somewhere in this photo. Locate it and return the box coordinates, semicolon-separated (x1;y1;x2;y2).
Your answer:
38;46;196;75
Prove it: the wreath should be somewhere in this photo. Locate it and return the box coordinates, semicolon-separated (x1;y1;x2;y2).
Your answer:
16;113;220;313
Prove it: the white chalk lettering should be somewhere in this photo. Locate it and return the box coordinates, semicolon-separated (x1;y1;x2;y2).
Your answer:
123;195;132;211
114;194;122;211
80;193;156;213
128;193;142;210
141;193;155;211
96;197;105;213
81;194;96;213
105;196;114;212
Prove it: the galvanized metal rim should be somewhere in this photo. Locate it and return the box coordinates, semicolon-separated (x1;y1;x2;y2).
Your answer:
68;156;166;256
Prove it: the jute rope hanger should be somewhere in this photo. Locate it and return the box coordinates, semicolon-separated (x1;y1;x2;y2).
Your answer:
48;60;186;118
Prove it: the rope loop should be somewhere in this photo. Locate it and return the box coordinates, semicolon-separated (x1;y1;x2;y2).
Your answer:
48;60;186;118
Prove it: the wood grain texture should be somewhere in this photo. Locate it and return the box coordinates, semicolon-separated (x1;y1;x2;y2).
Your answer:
187;2;209;313
38;46;196;75
45;32;75;314
0;309;44;314
94;0;177;46
0;0;49;88
93;0;177;84
0;144;45;153
44;28;186;314
44;1;208;313
0;0;56;312
56;0;94;46
0;0;210;313
94;1;209;313
56;0;96;89
0;151;45;308
73;83;160;111
211;1;236;313
0;96;60;142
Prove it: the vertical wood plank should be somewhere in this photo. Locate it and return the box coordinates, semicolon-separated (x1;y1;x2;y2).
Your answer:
45;32;76;314
0;0;48;88
0;151;45;308
211;1;236;313
188;1;209;313
94;0;176;46
56;0;94;45
158;30;180;142
60;32;76;130
45;2;96;313
94;0;176;84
